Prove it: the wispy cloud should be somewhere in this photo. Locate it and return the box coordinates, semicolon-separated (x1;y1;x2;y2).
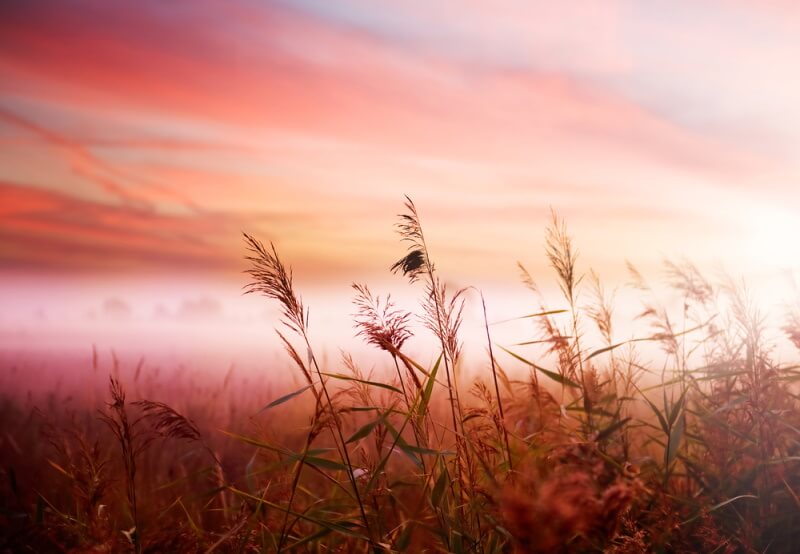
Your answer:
1;0;798;282
0;182;233;271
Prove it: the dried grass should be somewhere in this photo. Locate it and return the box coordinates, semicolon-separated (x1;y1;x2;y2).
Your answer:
4;197;800;552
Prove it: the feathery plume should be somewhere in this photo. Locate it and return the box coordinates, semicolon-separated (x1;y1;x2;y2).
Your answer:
391;196;431;283
352;283;413;353
242;233;306;336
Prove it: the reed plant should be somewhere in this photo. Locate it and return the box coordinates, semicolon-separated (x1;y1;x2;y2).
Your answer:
4;197;800;552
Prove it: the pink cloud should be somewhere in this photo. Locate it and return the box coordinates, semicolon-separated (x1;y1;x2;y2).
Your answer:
0;0;796;286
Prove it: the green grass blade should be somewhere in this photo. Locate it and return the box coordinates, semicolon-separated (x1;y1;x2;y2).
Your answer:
491;309;568;325
596;417;632;442
498;345;580;388
666;411;685;467
255;384;313;414
346;416;383;444
320;372;404;395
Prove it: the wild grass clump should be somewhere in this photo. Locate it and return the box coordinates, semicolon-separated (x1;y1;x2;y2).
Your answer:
3;196;800;552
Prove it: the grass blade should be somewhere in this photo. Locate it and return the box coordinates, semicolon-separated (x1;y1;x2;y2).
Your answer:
498;345;581;388
255;384;313;414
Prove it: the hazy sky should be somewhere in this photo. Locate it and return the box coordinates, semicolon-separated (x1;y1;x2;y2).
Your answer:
2;1;800;360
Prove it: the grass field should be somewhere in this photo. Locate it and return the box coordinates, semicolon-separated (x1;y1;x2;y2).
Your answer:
3;197;800;553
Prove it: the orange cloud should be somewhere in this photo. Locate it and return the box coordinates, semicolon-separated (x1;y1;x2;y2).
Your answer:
0;182;233;272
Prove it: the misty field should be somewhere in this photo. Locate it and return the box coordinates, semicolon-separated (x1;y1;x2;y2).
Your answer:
3;197;800;553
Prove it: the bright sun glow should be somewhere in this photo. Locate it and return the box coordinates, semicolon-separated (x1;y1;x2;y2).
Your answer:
740;204;800;276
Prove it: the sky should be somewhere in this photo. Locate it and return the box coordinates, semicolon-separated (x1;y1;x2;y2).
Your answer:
1;0;800;367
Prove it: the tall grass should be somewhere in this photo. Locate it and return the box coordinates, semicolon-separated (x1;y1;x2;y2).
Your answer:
3;197;800;552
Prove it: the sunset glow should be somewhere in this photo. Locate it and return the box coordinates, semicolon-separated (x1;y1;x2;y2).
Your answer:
1;0;800;357
8;3;800;552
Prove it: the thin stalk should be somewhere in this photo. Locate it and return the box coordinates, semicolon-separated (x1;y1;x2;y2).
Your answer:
567;297;591;432
423;280;467;528
303;332;373;543
479;291;512;472
276;396;322;552
393;197;467;526
391;354;430;474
